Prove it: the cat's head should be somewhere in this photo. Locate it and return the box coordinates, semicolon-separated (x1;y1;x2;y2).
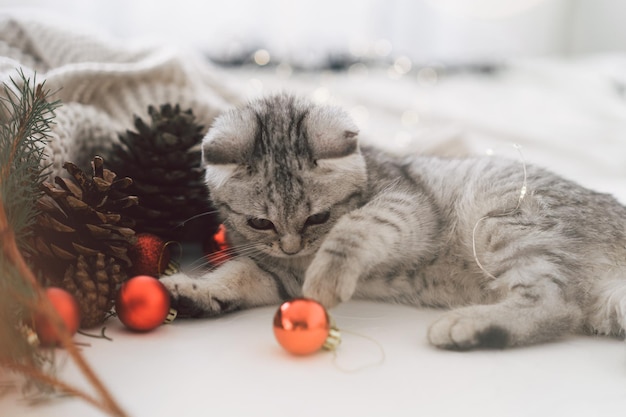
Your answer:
201;93;367;258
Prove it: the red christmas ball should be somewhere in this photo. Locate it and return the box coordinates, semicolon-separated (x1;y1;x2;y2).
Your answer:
128;233;171;277
115;275;171;332
273;298;335;355
34;287;81;346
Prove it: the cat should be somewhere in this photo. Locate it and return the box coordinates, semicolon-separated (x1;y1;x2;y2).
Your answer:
160;93;626;350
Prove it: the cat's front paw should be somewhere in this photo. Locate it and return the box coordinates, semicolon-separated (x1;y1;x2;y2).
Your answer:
428;309;510;350
160;273;239;318
302;248;361;309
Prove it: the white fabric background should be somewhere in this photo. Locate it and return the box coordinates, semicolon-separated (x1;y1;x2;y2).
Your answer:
4;0;626;62
108;0;571;63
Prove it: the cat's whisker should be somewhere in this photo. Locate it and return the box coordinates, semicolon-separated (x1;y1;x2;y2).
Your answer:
181;259;212;276
175;210;221;228
185;242;261;267
221;244;272;261
183;252;215;269
215;243;265;258
220;245;266;260
181;243;268;275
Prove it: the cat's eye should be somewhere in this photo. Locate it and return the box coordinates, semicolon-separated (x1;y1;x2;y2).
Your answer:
305;211;330;226
247;217;275;231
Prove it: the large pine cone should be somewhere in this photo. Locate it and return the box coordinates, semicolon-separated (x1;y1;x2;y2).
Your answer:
34;156;137;270
107;104;220;241
31;156;137;327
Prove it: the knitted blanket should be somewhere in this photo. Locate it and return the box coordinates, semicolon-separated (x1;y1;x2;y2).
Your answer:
0;13;241;177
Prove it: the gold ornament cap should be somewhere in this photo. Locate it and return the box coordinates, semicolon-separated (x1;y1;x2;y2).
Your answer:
323;325;342;351
163;308;178;324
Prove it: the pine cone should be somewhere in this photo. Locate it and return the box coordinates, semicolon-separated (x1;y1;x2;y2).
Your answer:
62;253;125;328
107;103;220;241
30;156;137;327
33;156;138;271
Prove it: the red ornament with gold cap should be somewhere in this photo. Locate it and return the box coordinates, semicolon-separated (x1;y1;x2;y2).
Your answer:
115;275;175;331
273;298;341;355
127;233;171;277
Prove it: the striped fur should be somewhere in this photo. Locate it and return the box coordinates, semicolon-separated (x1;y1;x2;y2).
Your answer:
161;93;626;350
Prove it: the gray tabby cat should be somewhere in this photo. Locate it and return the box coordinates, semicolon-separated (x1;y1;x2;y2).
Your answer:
161;93;626;350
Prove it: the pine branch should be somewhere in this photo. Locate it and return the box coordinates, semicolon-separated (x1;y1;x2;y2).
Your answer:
0;69;59;245
0;69;58;370
0;201;128;417
0;70;127;417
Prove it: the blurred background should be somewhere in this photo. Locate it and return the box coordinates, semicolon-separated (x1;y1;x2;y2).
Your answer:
2;0;626;66
1;0;626;197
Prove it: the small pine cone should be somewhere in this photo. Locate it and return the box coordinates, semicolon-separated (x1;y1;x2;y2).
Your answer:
33;156;138;273
107;104;220;241
62;253;126;328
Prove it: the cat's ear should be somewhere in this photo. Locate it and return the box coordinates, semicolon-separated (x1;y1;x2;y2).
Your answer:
201;108;257;189
306;106;359;160
201;108;256;165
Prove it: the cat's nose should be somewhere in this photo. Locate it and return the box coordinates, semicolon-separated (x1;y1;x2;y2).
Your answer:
279;234;302;255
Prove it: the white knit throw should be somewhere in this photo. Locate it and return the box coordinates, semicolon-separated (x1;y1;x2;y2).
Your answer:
0;13;241;178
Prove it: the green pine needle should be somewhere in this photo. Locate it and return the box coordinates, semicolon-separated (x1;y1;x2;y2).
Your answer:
0;68;61;371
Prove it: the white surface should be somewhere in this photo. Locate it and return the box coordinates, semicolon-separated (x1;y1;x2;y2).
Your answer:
3;56;626;417
3;302;626;417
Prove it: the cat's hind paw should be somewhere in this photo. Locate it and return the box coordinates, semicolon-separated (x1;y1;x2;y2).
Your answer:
427;311;510;350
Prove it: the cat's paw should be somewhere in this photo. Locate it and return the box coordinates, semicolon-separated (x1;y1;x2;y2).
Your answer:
160;273;239;318
302;249;361;309
427;309;510;350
